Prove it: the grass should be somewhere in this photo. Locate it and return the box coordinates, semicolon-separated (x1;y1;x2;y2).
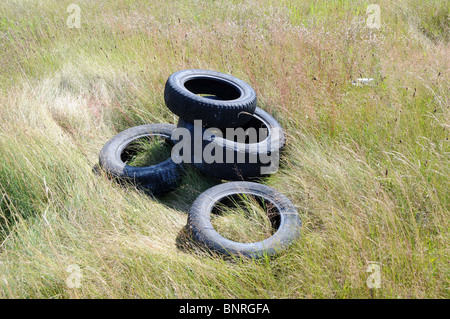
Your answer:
211;194;276;243
0;0;448;298
122;135;173;167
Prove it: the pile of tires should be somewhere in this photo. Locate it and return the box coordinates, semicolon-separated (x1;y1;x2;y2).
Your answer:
99;69;301;258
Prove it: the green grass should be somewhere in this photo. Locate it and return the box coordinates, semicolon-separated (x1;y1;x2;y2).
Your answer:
0;0;448;298
122;136;173;167
211;194;276;243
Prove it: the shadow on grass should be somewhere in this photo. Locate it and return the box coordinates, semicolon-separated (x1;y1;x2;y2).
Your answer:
155;167;221;213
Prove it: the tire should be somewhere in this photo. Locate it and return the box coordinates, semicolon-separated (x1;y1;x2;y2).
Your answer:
173;107;286;180
99;123;184;195
164;69;257;128
188;182;302;258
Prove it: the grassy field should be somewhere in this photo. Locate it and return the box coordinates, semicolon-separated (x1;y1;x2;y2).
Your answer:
0;0;448;298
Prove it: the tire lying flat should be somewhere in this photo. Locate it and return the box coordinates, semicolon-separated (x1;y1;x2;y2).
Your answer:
188;182;302;258
174;107;286;181
99;123;184;195
164;69;257;128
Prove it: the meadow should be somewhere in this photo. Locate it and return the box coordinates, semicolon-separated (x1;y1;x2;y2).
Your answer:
0;0;448;298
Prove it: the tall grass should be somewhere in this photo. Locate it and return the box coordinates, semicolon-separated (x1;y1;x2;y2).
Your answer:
0;0;448;298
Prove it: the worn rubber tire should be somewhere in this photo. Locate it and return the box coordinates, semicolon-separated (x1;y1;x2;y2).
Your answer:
188;182;302;258
99;124;184;195
164;69;257;128
174;107;286;180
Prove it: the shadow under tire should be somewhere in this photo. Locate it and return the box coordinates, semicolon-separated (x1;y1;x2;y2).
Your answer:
164;69;257;128
187;181;302;258
99;123;184;195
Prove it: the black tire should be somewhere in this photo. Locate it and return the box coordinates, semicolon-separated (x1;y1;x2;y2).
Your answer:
99;124;184;195
188;182;301;258
173;107;286;180
164;69;257;128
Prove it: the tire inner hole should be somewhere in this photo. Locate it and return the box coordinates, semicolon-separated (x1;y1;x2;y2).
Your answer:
211;194;280;243
121;135;173;167
184;78;241;101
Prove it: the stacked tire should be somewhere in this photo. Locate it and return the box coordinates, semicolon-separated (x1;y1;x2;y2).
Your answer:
99;69;301;258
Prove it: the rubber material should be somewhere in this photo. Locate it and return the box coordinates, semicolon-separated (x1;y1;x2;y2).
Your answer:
99;124;183;195
188;182;302;258
164;69;257;128
174;107;286;180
